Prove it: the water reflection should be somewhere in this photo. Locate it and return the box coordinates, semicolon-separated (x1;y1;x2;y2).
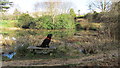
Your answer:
1;29;76;51
1;29;99;55
2;29;76;39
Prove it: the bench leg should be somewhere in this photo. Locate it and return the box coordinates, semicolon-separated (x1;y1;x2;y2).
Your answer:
33;49;36;54
30;49;35;54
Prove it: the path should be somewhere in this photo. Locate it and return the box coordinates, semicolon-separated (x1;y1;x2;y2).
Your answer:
2;50;118;67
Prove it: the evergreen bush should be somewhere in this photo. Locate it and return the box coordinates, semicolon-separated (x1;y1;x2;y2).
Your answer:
17;13;35;29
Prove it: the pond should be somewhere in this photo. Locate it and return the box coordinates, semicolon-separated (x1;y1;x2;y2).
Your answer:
1;28;101;60
1;29;76;39
0;28;101;49
0;28;78;52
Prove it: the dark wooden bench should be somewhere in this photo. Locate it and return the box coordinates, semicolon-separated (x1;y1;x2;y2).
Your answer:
27;46;56;54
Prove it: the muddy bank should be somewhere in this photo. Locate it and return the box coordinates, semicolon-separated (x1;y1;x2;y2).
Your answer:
2;50;118;67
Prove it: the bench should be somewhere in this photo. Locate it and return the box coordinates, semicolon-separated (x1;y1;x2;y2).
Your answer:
27;46;56;54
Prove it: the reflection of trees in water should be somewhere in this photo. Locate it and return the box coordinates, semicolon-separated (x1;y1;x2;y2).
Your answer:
15;30;38;36
2;30;16;37
1;29;76;49
8;29;76;39
1;29;75;52
1;29;76;50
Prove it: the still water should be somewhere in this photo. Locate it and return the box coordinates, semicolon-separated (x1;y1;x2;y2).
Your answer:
1;29;78;52
1;29;76;39
1;29;79;59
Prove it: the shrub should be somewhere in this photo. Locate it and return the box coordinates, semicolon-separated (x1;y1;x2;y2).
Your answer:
75;23;83;30
69;8;76;18
17;13;35;29
84;11;99;22
35;14;75;29
84;13;93;22
35;15;54;29
16;13;75;29
82;46;98;54
15;43;30;57
55;14;75;29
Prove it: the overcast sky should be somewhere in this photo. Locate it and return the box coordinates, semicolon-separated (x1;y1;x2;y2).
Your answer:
8;0;118;15
7;0;93;14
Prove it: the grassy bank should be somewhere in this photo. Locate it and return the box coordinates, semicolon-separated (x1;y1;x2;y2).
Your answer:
0;20;18;28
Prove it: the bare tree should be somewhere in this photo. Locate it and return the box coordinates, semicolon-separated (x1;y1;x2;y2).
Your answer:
33;0;73;24
34;0;73;14
34;2;41;11
89;0;112;12
43;0;62;24
59;2;73;13
34;0;62;24
109;1;120;41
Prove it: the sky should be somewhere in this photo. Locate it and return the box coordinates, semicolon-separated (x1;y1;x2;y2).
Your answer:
8;0;102;15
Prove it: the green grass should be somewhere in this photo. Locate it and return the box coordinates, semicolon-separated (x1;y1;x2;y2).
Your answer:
0;20;18;28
